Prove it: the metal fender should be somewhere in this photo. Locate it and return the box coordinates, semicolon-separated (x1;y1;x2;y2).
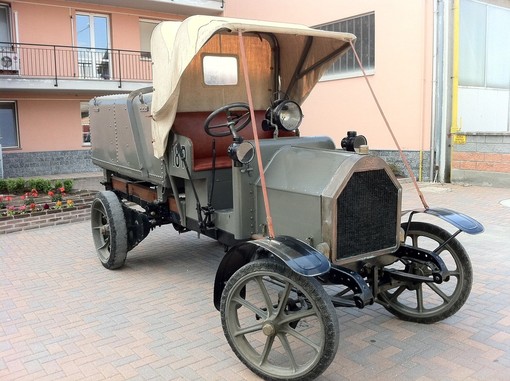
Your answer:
403;207;484;235
213;235;331;310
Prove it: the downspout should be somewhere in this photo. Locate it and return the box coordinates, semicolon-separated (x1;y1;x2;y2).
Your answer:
419;0;431;182
431;0;445;182
447;0;460;182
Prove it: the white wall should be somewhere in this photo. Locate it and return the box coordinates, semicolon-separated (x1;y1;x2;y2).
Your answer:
459;87;510;132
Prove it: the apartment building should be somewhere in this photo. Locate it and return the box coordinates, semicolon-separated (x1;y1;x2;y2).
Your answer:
0;0;222;177
1;0;509;186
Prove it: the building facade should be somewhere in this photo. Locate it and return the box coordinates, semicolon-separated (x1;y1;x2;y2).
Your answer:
224;0;510;186
451;0;510;186
1;0;508;186
0;0;222;177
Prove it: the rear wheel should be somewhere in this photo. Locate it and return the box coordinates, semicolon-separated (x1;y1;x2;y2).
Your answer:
220;259;339;381
90;191;128;269
378;222;472;323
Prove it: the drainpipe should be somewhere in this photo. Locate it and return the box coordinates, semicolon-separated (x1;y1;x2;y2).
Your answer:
432;0;445;182
445;0;460;183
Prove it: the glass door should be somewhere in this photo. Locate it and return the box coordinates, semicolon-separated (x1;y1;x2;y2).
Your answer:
76;13;110;79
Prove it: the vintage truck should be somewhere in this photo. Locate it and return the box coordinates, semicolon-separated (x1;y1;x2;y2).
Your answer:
89;16;483;380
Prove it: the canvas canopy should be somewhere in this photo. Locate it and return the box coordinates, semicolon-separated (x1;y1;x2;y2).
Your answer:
150;15;355;158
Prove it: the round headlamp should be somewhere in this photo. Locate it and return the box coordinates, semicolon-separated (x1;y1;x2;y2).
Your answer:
273;100;303;131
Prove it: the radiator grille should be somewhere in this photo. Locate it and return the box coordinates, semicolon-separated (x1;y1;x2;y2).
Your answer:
336;169;398;261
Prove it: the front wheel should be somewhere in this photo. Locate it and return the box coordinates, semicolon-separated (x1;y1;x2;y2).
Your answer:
90;191;128;269
220;259;339;381
378;221;473;324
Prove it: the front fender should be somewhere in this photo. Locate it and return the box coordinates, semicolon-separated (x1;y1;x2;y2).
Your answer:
213;235;331;310
403;207;484;235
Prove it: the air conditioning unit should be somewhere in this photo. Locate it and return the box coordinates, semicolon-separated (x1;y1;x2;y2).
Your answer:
0;50;20;73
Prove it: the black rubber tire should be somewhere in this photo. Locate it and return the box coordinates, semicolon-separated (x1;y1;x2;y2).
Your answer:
220;259;339;381
378;221;473;324
90;191;128;269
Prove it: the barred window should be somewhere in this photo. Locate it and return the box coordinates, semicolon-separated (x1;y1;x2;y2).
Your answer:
316;12;375;79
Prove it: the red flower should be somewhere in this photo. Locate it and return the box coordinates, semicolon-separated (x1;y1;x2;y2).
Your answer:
48;191;55;197
30;203;36;210
43;203;49;210
59;187;65;193
5;196;12;202
20;195;26;200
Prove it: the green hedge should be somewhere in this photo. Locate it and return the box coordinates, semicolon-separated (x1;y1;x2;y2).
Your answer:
0;178;74;195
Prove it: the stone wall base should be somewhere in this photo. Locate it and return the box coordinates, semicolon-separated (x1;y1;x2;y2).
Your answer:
370;150;431;181
2;150;101;178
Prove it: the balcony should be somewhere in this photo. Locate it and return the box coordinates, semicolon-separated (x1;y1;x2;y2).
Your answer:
0;42;153;93
76;0;224;15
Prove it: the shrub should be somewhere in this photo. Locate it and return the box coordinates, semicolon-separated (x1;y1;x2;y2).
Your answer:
39;179;53;193
6;178;26;194
26;178;52;193
0;177;73;196
63;179;74;193
54;180;63;189
27;178;38;191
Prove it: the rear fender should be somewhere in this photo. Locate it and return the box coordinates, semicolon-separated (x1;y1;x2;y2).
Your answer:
403;207;484;235
213;235;331;310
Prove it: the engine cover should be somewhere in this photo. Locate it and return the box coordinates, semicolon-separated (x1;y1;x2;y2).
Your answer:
256;146;401;264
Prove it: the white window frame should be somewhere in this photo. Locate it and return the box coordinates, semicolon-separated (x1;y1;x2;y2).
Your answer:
139;19;159;60
75;12;111;79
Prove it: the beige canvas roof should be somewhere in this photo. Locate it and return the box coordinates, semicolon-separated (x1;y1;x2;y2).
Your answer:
150;15;355;158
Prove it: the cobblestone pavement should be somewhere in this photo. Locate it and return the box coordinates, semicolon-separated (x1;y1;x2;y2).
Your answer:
1;183;509;380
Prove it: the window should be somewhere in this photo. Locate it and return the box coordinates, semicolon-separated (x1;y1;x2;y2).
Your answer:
0;3;12;48
0;102;19;148
140;19;159;59
80;102;90;145
76;13;110;79
460;0;510;89
316;12;375;79
202;55;238;86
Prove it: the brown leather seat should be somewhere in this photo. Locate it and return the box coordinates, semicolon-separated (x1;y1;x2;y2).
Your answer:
172;111;274;172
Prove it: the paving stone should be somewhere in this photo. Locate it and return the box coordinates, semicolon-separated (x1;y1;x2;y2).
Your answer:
0;183;509;380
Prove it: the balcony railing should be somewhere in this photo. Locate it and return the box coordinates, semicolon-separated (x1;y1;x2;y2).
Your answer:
0;42;152;87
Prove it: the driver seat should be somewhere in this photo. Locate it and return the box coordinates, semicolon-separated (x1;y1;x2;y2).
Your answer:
172;110;271;172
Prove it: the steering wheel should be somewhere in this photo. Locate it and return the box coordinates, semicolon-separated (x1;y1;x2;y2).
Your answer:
204;103;251;137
